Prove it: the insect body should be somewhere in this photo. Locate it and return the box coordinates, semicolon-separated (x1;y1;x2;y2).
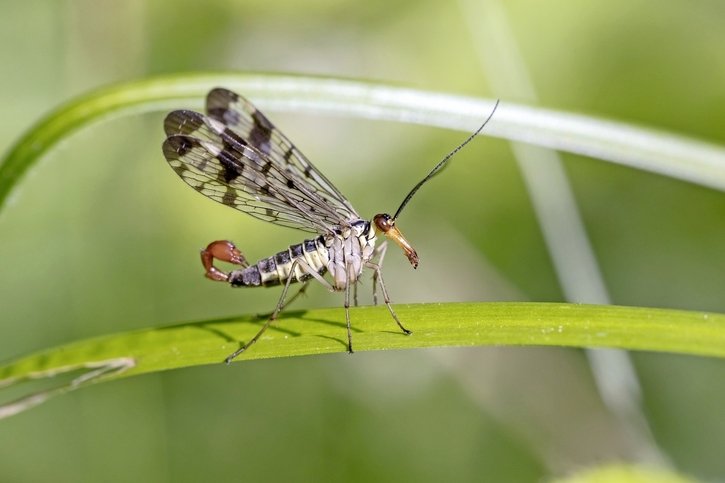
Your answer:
162;88;497;363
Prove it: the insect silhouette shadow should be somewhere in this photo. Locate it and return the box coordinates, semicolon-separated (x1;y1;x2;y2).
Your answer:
163;309;364;353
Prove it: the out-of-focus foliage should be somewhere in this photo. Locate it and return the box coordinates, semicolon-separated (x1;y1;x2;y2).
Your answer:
0;1;723;481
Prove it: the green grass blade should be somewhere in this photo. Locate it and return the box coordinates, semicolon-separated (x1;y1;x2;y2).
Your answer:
2;73;725;211
1;302;724;419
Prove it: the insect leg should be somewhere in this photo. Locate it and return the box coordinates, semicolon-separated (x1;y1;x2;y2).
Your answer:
201;240;247;282
255;281;310;319
370;241;388;306
344;261;354;353
225;256;334;363
353;281;359;307
364;261;411;335
278;281;310;312
224;259;301;364
295;259;336;292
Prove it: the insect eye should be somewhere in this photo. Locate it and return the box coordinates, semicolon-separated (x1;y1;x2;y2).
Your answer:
373;213;393;232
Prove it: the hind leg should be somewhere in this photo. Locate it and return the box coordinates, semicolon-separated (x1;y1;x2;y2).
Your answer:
256;281;311;319
224;257;333;363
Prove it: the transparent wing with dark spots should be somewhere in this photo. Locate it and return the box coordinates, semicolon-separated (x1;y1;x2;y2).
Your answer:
204;88;359;219
162;91;360;234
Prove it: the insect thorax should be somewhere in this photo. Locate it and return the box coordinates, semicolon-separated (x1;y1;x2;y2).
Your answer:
228;219;376;290
326;219;376;290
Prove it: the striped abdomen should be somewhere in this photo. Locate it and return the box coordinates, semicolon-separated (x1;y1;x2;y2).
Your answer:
229;236;329;287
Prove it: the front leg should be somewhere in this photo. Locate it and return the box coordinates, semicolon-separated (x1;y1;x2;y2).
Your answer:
200;240;248;281
365;260;411;336
371;241;388;305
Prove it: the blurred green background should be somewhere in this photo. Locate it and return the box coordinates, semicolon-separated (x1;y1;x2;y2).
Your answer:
1;0;724;481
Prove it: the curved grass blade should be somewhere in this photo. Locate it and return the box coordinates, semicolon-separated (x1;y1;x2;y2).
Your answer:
1;302;724;420
2;73;725;211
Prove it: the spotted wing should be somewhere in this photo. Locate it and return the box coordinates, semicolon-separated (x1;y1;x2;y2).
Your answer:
162;89;360;234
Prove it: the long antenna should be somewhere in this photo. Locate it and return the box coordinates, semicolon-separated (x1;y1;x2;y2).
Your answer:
392;99;500;221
